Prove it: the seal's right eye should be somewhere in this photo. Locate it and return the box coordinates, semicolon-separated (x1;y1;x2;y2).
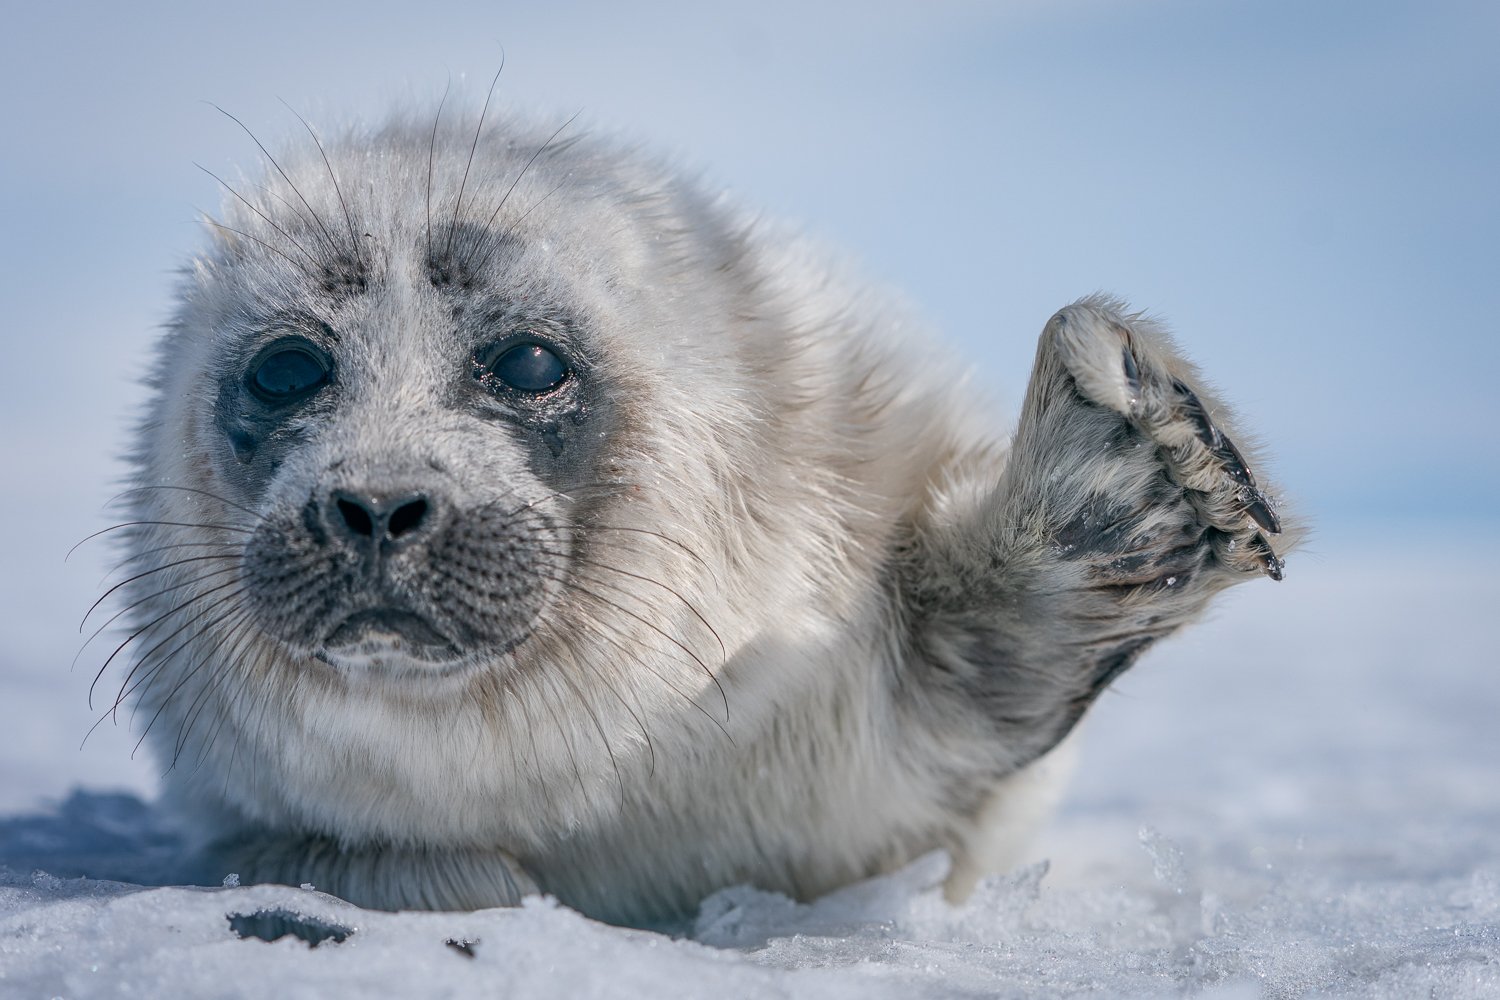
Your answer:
477;341;570;394
248;342;331;403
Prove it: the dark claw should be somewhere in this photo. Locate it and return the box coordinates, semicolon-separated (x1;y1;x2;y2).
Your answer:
1244;489;1281;534
1249;533;1284;581
1172;379;1220;450
1121;346;1141;403
1215;431;1257;489
1172;379;1259;489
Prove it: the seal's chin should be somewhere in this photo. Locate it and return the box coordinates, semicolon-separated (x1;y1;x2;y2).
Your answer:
316;608;466;676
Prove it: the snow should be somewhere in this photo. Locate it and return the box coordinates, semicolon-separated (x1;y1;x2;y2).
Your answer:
3;531;1498;998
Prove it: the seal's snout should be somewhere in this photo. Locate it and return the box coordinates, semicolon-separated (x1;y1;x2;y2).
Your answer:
242;467;559;671
327;489;435;549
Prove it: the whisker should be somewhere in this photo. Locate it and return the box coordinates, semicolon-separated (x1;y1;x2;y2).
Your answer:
426;75;451;264
124;590;252;727
575;644;658;779
208;103;340;259
502;668;560;814
280;99;363;268
79;586;246;746
222;643;281;797
253;182;331;248
198;218;319;282
564;553;727;664
68;520;254;561
104;540;242;577
113;484;263;522
485;489;732;722
489;483;626;522
195;164;321;268
88;578;245;709
530;668;590;801
466;111;581;274
556;564;731;725
485;174;571;260
116;586;251;719
549;652;627;807
546;583;734;743
530;566;731;731
75;564;242;675
138;606;254;764
531;552;726;671
492;493;717;580
444;56;506;261
80;554;241;632
581;524;716;577
174;609;263;765
217;652;259;796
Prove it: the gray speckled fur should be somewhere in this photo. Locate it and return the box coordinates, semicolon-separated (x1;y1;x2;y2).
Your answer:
111;107;1293;926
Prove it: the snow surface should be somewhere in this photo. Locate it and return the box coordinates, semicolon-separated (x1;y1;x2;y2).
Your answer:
3;532;1497;998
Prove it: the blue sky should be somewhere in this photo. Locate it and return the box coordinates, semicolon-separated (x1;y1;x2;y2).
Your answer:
1;1;1496;792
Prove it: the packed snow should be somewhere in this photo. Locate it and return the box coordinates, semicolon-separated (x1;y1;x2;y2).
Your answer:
2;531;1497;998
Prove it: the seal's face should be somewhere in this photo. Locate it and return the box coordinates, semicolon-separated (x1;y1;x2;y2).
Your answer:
172;138;697;686
141;113;790;710
218;297;596;678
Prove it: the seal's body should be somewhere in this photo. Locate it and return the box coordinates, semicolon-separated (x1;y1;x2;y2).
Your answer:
111;109;1288;925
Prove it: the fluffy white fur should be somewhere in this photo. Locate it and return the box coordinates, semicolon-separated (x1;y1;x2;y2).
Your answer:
110;108;1290;926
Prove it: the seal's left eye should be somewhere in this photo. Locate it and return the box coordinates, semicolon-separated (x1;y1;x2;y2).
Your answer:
482;343;569;393
249;344;330;402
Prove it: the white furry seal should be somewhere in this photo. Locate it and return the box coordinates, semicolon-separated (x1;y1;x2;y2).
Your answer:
99;99;1290;926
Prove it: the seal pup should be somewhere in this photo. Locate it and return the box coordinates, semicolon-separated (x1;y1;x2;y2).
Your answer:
96;101;1291;926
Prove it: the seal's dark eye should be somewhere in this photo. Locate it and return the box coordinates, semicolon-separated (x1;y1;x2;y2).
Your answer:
482;342;568;393
249;344;330;402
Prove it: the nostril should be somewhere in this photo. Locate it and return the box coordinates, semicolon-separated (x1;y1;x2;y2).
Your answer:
329;490;434;545
336;498;375;537
387;498;428;539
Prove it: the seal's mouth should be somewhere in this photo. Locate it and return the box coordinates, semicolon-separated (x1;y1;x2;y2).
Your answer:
320;607;461;664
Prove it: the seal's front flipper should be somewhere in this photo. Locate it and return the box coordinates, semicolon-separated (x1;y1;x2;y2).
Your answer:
1043;297;1285;582
905;296;1294;773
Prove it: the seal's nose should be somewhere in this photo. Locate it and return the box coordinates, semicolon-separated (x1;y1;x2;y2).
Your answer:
328;489;433;546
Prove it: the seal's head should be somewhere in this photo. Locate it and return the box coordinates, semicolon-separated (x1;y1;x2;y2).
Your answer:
115;109;914;854
224;247;592;679
157;119;739;681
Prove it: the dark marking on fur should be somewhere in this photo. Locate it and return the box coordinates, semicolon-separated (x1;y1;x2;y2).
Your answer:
427;225;524;290
1121;345;1141;400
1103;552;1154;577
318;257;369;296
1092;636;1156;693
1053;496;1141;556
228;430;258;463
